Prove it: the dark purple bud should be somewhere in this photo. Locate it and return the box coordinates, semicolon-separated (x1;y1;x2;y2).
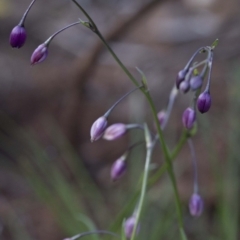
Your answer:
176;69;188;89
9;25;27;48
111;156;127;181
179;81;190;93
190;75;203;90
124;216;140;239
103;123;127;141
30;43;48;65
197;91;211;114
182;107;196;129
90;116;108;142
189;193;204;217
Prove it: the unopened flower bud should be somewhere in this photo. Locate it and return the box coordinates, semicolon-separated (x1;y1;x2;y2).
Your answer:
189;193;203;217
182;107;196;129
111;155;127;181
190;75;203;90
179;81;190;93
124;216;140;239
9;25;27;48
197;91;211;114
157;110;166;127
90;116;108;142
31;43;48;65
176;69;188;89
103;123;127;141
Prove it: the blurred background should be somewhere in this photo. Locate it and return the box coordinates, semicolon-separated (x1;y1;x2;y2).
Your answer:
1;0;240;239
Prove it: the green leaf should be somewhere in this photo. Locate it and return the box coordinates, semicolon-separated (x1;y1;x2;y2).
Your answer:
211;39;219;50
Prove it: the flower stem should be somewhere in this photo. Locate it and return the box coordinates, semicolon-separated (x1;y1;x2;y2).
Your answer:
130;124;153;240
72;1;187;238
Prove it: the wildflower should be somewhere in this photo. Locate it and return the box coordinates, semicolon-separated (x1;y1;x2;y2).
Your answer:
182;107;196;129
179;81;190;93
9;25;27;48
124;215;140;239
30;43;48;65
111;155;127;181
157;110;166;128
189;193;203;217
176;69;188;89
197;91;211;113
190;75;203;90
103;123;127;141
90;116;108;142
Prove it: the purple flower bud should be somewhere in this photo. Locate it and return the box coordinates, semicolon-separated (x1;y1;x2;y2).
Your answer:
111;156;127;181
30;43;48;65
90;116;108;142
197;91;211;114
179;81;190;93
190;76;203;90
176;69;188;89
189;193;203;217
124;216;140;239
103;123;127;141
157;110;166;128
182;107;196;129
9;25;27;48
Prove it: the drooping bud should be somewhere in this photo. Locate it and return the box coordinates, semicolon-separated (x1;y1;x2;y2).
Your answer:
124;216;140;239
103;123;127;141
9;25;27;48
111;155;127;181
179;81;190;93
189;193;203;217
90;116;108;142
197;91;211;114
176;69;188;89
190;75;203;90
182;107;196;129
30;43;48;65
157;110;166;128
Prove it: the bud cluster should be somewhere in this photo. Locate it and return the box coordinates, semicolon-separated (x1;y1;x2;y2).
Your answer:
176;46;214;131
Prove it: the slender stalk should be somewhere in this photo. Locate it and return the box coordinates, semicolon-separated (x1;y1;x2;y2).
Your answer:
130;124;153;240
104;86;142;117
71;0;98;31
45;21;81;45
19;0;37;26
72;1;187;238
188;139;199;193
162;86;178;130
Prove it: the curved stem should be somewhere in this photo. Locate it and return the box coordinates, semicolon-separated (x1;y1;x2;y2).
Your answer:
72;1;186;238
71;0;98;31
19;0;37;26
130;124;153;240
188;139;198;193
104;86;142;117
162;86;178;130
45;21;81;46
205;51;213;92
184;47;206;71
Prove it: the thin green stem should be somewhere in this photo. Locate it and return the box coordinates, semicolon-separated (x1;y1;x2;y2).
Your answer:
72;1;187;238
96;32;140;87
130;124;153;240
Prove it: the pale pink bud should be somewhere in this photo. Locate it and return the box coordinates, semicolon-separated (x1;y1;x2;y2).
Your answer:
90;116;108;142
111;156;127;181
31;43;48;65
103;123;127;141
